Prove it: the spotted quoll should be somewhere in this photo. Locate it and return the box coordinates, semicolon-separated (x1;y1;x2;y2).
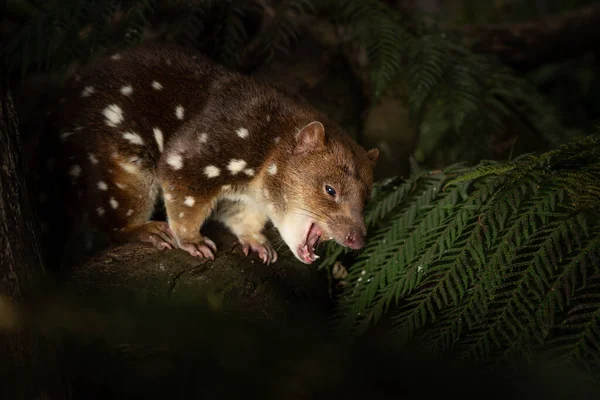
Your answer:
50;44;379;264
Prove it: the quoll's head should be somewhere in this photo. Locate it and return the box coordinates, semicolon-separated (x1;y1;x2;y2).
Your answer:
273;120;379;264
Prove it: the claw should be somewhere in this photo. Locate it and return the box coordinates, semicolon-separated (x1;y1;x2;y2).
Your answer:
118;221;177;250
179;236;217;260
238;234;277;264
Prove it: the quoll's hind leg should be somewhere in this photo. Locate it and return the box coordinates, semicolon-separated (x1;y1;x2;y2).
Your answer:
80;154;177;250
214;199;277;264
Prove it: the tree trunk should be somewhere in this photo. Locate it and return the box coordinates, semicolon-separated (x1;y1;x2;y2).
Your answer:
0;87;68;400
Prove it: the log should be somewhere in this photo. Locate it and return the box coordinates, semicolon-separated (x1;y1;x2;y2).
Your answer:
62;220;332;325
0;87;68;398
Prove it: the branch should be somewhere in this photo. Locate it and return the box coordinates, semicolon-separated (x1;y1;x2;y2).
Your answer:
459;4;600;68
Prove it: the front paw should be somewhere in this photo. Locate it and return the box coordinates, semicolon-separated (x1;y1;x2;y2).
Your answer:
179;236;217;260
238;234;278;264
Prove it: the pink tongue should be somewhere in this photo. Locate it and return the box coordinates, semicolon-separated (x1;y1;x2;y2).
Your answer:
308;224;323;246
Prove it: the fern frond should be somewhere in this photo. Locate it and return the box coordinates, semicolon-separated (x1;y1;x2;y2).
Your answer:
456;209;585;362
545;277;600;372
332;133;600;372
324;0;412;101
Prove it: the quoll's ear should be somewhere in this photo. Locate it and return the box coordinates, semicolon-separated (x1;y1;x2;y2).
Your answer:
366;148;379;165
294;121;326;155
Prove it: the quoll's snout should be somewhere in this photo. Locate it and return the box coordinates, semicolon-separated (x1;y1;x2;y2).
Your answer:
344;229;366;250
340;218;368;250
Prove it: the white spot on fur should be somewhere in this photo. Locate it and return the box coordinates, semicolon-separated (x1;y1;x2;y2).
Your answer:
97;181;108;191
120;85;133;96
109;198;119;209
266;115;271;122
167;153;183;170
267;203;275;212
74;126;84;131
243;168;254;177
97;207;105;216
178;212;185;218
175;105;185;120
120;162;139;174
198;133;208;143
60;131;74;141
227;159;247;175
236;127;249;139
111;53;121;60
88;153;99;164
82;86;95;97
116;183;126;189
184;196;195;207
103;104;123;127
274;137;281;143
151;81;163;90
268;163;277;175
182;227;188;233
263;188;269;198
221;185;231;191
123;131;144;145
204;165;220;178
153;128;164;152
164;193;173;202
127;209;134;216
69;165;81;178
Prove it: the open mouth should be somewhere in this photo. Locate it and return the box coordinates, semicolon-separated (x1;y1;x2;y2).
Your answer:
297;223;324;264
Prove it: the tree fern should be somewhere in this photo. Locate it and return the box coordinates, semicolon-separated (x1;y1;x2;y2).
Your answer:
324;133;600;374
319;0;572;163
320;0;412;100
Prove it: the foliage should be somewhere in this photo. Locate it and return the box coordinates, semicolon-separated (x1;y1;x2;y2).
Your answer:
3;0;156;80
2;0;315;77
320;133;600;374
3;0;581;165
321;0;573;164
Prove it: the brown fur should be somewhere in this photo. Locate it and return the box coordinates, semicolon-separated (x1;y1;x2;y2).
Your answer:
50;44;378;264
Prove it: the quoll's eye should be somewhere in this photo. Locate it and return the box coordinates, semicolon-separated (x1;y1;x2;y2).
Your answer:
325;184;336;197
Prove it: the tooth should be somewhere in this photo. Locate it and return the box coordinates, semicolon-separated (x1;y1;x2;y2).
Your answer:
314;254;320;259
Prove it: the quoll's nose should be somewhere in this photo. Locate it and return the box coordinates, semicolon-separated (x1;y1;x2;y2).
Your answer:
344;229;366;250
